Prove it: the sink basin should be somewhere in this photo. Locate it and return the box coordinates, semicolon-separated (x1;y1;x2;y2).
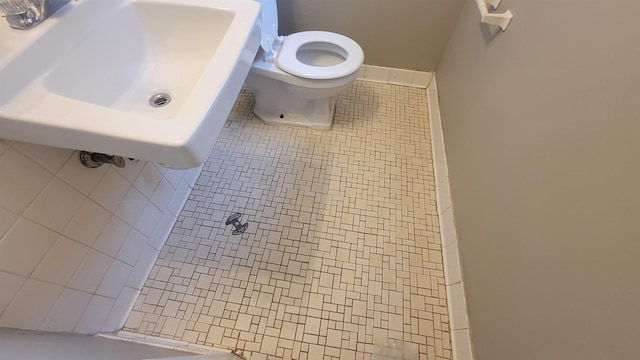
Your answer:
0;0;261;168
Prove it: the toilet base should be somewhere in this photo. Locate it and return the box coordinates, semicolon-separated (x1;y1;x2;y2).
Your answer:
252;92;336;130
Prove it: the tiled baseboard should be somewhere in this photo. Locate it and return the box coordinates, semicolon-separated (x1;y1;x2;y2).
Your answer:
99;331;233;356
357;65;433;88
427;77;475;360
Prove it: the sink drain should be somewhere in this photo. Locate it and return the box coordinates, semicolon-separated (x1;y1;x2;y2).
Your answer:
149;93;171;107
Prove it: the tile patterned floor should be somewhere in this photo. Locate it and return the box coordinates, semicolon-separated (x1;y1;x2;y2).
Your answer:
124;81;451;360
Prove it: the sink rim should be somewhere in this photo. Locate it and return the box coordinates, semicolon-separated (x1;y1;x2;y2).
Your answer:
0;0;261;168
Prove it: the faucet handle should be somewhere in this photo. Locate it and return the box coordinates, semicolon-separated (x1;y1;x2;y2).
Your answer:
0;0;30;15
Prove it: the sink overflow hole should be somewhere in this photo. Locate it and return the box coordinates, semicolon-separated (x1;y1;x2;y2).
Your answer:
149;93;171;107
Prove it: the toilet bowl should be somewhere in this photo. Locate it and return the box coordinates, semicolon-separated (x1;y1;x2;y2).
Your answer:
245;0;364;130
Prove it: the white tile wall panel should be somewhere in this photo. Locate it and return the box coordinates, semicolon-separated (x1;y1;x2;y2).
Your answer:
0;144;198;333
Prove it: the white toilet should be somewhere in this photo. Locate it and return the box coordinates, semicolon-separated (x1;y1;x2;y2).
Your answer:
245;0;364;130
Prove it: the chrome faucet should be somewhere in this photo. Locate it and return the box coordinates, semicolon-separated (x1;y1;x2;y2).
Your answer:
0;0;70;30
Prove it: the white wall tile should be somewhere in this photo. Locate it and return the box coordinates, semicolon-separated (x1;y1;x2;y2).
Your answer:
0;271;26;313
428;87;448;184
74;295;115;334
184;164;204;188
134;162;164;199
0;279;63;330
152;162;168;176
357;65;433;89
0;218;58;276
168;180;193;216
451;329;474;360
58;152;108;195
135;202;162;237
12;142;74;174
40;289;92;332
96;260;133;299
447;282;470;331
125;245;160;290
436;178;452;215
102;286;140;332
440;206;457;249
115;187;148;226
63;199;111;246
163;168;184;189
24;178;86;232
443;242;462;286
117;229;147;266
364;65;390;83
115;158;145;184
32;236;89;286
0;140;199;333
93;216;132;257
0;207;19;239
68;250;113;293
148;210;177;251
388;68;416;86
0;149;53;213
90;168;132;212
412;71;433;88
150;178;175;210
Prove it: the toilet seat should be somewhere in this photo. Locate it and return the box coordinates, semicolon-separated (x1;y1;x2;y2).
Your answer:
276;31;364;80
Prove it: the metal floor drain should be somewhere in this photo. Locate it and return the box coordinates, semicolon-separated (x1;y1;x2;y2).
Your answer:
225;213;248;235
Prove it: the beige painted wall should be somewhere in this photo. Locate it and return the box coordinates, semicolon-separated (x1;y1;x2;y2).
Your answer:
276;0;464;71
437;1;640;359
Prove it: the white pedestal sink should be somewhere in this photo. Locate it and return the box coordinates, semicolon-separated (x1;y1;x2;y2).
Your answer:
0;0;261;168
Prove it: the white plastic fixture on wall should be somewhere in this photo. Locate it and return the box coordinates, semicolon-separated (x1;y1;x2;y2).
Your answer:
476;0;513;31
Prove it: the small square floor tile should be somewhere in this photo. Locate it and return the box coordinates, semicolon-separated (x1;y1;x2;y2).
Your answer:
124;81;450;360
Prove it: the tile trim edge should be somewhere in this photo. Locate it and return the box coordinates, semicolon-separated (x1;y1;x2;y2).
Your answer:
357;65;433;88
97;331;232;355
427;76;475;360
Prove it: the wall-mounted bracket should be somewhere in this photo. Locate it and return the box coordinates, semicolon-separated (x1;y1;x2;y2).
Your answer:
476;0;513;31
